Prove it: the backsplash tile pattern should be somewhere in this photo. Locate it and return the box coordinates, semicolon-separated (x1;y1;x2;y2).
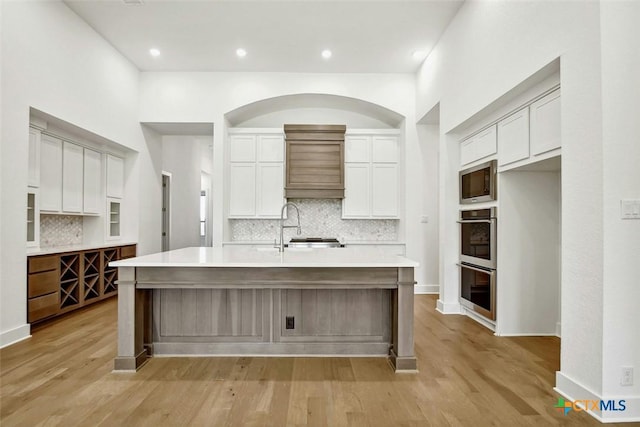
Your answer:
230;198;398;242
40;215;83;247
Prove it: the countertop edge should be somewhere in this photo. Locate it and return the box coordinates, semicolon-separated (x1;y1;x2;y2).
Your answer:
27;241;138;256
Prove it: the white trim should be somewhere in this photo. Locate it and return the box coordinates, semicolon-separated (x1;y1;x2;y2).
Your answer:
556;322;561;338
0;324;31;349
555;371;640;422
227;128;284;135
414;284;438;294
346;129;401;136
496;332;558;337
436;299;462;314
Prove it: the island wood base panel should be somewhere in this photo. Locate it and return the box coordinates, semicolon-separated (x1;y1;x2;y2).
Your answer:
115;265;416;372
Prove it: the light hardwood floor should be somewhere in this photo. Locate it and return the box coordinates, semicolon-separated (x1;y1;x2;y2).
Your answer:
1;295;614;426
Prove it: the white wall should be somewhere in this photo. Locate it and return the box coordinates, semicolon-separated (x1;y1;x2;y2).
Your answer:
416;0;638;419
162;135;205;250
600;0;640;403
416;124;440;291
0;1;155;346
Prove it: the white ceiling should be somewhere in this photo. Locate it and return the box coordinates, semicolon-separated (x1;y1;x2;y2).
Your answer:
63;0;464;73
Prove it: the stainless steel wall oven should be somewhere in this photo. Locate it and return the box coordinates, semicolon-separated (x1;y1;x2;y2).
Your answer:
458;207;496;269
458;263;496;320
458;207;497;320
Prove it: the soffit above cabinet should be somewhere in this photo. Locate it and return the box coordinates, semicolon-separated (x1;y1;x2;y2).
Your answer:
284;124;346;199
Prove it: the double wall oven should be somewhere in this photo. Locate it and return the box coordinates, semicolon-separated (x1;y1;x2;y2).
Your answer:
458;207;497;321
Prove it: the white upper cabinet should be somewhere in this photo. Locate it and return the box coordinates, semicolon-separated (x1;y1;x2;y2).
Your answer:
229;134;256;162
106;154;124;199
257;135;284;162
62;142;84;213
83;148;102;214
371;163;398;217
38;134;107;215
460;125;497;166
28;128;41;188
343;164;371;217
257;163;284;216
530;89;561;156
228;130;285;218
498;108;530;166
39;135;63;212
345;135;370;163
372;136;398;163
343;131;400;219
229;163;257;217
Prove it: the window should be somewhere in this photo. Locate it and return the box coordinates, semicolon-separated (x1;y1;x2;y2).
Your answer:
200;190;206;245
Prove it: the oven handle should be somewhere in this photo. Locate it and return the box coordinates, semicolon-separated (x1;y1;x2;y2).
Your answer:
457;263;495;274
456;219;494;224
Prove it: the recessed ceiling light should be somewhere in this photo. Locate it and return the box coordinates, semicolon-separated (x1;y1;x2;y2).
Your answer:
412;50;427;61
236;48;247;58
149;48;160;57
321;49;332;59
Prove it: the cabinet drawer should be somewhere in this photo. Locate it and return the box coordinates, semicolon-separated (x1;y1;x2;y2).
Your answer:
28;255;59;273
28;293;59;323
120;245;137;259
28;270;59;298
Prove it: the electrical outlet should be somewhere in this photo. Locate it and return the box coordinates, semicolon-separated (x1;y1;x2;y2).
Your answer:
621;367;634;386
285;316;295;330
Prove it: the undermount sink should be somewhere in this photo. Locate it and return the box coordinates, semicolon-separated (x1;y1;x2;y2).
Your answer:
255;247;313;252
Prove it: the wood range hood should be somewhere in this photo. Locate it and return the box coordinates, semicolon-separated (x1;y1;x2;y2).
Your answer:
284;124;346;199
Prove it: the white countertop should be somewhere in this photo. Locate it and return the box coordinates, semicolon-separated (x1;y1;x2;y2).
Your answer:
27;241;137;256
110;246;418;268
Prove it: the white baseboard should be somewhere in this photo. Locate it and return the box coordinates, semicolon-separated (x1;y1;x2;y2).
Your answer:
436;299;462;314
0;324;31;349
414;284;438;294
556;322;561;338
496;332;558;337
555;371;640;422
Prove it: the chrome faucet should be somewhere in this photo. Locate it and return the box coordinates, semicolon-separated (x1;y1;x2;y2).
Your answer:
279;202;301;252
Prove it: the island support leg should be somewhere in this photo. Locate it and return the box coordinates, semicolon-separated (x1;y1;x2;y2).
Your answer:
114;267;148;371
390;267;417;372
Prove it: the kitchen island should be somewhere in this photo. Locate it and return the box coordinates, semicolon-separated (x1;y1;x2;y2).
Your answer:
110;246;418;372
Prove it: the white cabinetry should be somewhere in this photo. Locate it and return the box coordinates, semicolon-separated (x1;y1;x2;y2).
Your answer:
343;132;399;219
83;148;102;214
460;126;497;166
38;134;107;215
257;163;285;216
62;141;84;213
343;164;370;217
496;89;561;171
228;131;285;218
229;163;257;216
371;164;398;217
106;154;124;199
40;135;63;212
28;128;41;188
498;108;530;166
530;89;561;155
27;189;39;247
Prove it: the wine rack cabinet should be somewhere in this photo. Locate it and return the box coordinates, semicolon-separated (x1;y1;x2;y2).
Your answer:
27;244;136;323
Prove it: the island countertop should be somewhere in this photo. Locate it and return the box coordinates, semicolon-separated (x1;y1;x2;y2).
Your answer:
110;246;419;268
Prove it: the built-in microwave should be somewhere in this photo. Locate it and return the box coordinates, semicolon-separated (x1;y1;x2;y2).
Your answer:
459;160;497;204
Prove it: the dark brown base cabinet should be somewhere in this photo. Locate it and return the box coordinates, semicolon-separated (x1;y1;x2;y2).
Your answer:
27;244;136;323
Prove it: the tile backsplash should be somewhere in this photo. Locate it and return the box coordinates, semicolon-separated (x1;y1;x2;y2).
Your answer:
40;215;83;247
229;199;398;242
